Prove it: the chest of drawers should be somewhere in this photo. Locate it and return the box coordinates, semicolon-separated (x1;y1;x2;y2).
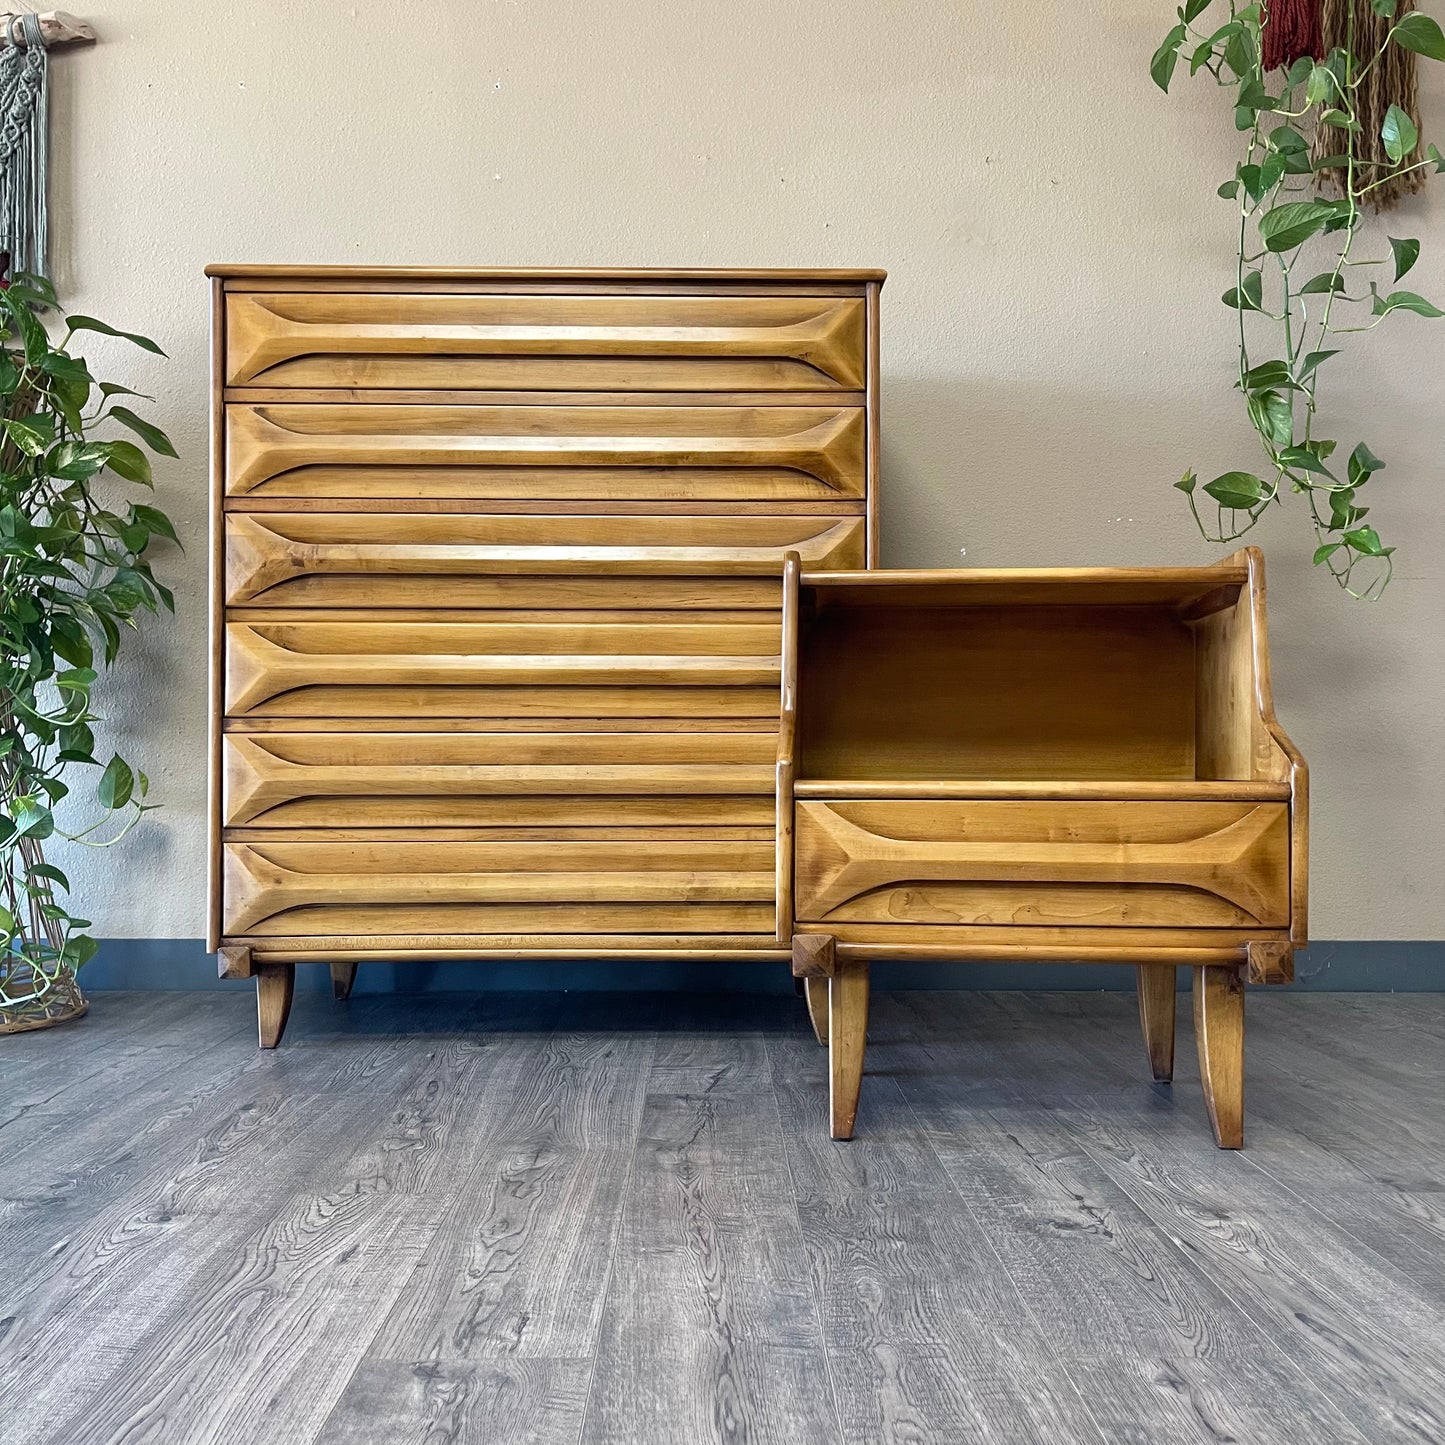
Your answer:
207;267;883;1043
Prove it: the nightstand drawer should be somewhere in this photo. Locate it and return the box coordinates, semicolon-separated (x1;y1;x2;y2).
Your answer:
225;291;865;391
222;838;775;937
794;798;1291;928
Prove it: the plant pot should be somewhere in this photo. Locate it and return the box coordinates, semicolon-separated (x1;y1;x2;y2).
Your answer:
0;952;88;1034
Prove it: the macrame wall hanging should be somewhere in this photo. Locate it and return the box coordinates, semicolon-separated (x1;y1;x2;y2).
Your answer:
1263;0;1424;210
0;10;94;276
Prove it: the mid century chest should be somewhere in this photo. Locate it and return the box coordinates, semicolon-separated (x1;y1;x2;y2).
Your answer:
207;265;883;1043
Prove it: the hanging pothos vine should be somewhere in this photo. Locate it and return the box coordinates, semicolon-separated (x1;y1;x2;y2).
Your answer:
1153;0;1445;598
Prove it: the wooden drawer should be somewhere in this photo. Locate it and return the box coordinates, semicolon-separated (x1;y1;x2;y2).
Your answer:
223;731;776;827
794;799;1291;928
225;292;865;391
225;511;864;606
225;617;781;718
222;838;775;937
226;404;866;501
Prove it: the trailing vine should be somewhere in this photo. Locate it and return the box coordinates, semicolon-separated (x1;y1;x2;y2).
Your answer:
0;268;177;1021
1153;0;1445;597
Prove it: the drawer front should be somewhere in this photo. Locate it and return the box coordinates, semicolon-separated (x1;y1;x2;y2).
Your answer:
223;731;776;827
225;512;864;606
223;838;775;937
227;404;866;501
795;799;1291;928
225;617;781;718
226;292;865;391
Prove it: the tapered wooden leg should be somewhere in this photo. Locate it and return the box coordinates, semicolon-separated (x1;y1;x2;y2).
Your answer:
829;958;870;1141
804;976;829;1047
1193;964;1244;1149
257;962;295;1050
1136;964;1177;1083
329;961;358;1001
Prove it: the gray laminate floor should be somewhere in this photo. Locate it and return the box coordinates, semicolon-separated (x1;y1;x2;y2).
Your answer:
3;987;1445;1444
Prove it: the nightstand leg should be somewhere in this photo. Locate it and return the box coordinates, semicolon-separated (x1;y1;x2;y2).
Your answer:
1193;964;1244;1149
829;958;870;1141
1136;964;1177;1082
804;976;829;1046
329;961;358;1000
257;963;295;1050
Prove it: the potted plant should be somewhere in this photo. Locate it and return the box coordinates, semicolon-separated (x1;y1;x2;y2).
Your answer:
0;263;177;1032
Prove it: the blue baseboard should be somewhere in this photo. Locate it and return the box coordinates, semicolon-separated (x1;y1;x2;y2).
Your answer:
75;939;1445;992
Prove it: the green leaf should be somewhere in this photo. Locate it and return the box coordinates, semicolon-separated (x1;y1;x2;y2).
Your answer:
1313;542;1342;564
1296;349;1339;382
1268;124;1315;174
1430;142;1445;173
1387;236;1421;281
1240;359;1294;391
97;754;135;810
1224;24;1256;76
1392;12;1445;61
1312;152;1351;171
1174;469;1198;494
1343;525;1388;555
1248;388;1295;446
132;503;180;547
1258;200;1339;251
64;315;166;357
0;288;49;364
1203;471;1268;509
27;862;71;892
13;800;54;840
1183;0;1211;21
108;406;178;458
104;439;153;485
1238;76;1275;113
1152;24;1187;90
1348;442;1386;486
49;440;111;482
38;351;91;384
50;615;93;668
1305;64;1334;105
1382;104;1418;163
1298;271;1346;295
1223;269;1265;310
2;414;55;457
0;905;14;936
1218;178;1240;199
1372;0;1398;15
1371;286;1445;318
1278;445;1336;479
1319;108;1361;131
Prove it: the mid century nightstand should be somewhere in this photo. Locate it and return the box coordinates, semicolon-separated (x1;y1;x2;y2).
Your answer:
778;548;1308;1147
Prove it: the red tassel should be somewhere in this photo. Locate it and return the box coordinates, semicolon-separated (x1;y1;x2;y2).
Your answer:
1262;0;1323;69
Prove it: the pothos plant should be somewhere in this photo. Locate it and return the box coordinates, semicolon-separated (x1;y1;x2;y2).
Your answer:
1153;0;1445;598
0;266;177;1029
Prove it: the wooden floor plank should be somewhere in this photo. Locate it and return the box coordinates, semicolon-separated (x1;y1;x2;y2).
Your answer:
580;1089;838;1443
313;1358;592;1445
368;1016;653;1362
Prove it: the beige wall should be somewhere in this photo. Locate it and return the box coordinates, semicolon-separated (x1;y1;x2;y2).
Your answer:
46;1;1444;940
